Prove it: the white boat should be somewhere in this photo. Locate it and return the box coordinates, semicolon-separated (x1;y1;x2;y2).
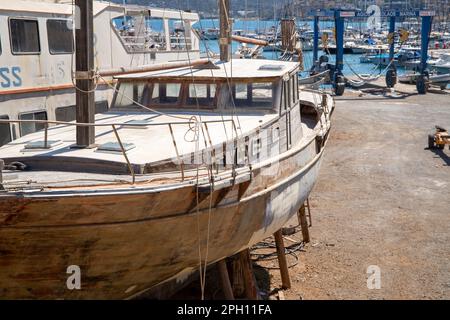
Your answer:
0;0;201;148
399;71;450;90
344;41;365;54
359;45;388;63
199;27;220;40
432;53;450;74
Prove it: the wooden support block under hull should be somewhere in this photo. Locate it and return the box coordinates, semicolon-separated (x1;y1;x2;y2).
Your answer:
231;249;260;300
298;205;311;243
217;259;234;300
273;229;292;290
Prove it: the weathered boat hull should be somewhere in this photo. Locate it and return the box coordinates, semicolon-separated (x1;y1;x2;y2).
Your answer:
0;133;326;299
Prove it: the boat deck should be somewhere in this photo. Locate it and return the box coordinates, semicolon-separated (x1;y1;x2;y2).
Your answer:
1;111;277;167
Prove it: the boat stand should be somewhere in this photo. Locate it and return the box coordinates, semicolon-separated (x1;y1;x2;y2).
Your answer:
297;201;311;243
273;230;292;289
228;249;261;299
273;199;313;291
216;259;234;300
215;199;314;299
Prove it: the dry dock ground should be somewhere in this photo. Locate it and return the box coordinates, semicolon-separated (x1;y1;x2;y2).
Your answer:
266;84;450;300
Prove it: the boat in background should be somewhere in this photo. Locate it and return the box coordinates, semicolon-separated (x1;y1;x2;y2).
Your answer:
0;0;200;148
399;71;450;90
359;45;389;63
432;53;450;74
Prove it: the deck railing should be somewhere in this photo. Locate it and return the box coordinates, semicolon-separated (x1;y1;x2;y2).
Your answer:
0;118;239;185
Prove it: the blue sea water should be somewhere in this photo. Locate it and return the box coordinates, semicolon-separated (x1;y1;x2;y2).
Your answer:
193;19;409;78
139;18;446;87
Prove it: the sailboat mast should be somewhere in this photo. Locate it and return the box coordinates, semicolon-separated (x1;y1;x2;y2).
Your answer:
75;0;95;147
219;0;231;62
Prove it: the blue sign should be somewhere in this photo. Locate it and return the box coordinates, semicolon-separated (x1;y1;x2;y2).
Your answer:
0;67;22;88
310;9;435;18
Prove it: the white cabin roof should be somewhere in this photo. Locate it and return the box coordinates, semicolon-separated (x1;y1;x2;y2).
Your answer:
0;1;199;20
116;59;300;82
0;0;114;15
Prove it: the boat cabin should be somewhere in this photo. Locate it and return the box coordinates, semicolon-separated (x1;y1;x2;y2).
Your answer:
112;59;300;114
0;58;331;185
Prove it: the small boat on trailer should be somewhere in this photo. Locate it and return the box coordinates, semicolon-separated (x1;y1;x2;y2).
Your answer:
399;72;450;90
0;57;333;299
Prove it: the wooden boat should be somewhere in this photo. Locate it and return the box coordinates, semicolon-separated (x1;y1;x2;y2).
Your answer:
0;0;334;300
0;58;333;299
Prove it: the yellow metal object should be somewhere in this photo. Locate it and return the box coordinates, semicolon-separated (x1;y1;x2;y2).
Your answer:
430;126;450;149
435;132;450;146
387;32;394;45
321;32;329;47
399;29;409;43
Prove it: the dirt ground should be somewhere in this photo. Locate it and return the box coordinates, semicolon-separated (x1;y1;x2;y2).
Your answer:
262;84;450;300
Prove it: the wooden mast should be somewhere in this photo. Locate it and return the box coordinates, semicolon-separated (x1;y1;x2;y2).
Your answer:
281;19;296;52
75;0;95;147
219;0;231;62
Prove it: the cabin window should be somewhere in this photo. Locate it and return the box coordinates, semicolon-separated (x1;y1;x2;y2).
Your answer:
291;75;298;105
114;82;148;108
160;83;181;103
289;77;295;106
149;83;181;105
55;101;108;122
47;19;74;54
286;111;292;149
19;111;47;136
10;19;40;54
169;19;191;51
187;83;217;106
113;16;166;52
0;115;12;147
234;84;248;100
282;81;289;110
232;82;273;109
95;100;109;114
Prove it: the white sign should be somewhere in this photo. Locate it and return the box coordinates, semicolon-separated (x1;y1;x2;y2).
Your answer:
419;10;435;17
340;11;355;17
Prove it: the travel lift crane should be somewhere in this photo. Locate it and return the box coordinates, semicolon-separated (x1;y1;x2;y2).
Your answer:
309;9;435;96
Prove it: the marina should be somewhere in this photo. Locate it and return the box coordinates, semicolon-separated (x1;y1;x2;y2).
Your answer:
0;0;449;302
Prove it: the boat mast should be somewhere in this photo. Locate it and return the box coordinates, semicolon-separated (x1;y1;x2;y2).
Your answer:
74;0;95;148
219;0;231;62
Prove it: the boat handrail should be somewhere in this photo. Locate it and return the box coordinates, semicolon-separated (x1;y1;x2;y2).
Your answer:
0;118;237;128
0;118;240;185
